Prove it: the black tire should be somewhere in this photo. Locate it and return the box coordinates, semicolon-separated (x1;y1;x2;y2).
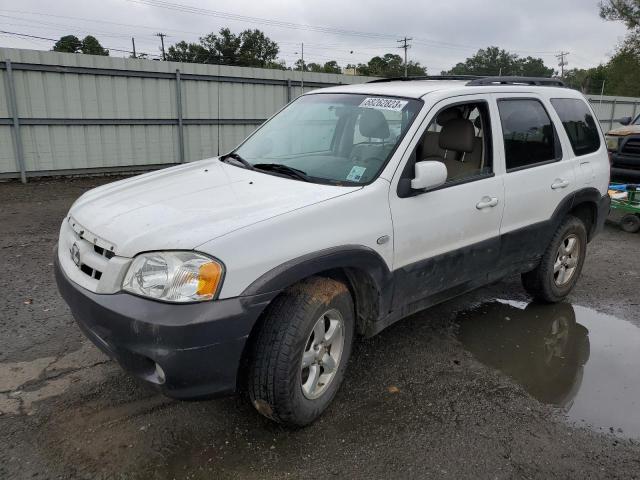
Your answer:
620;213;640;233
248;276;354;427
521;215;587;303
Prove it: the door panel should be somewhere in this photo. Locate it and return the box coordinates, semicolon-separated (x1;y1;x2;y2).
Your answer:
390;176;504;308
389;95;505;310
496;94;577;267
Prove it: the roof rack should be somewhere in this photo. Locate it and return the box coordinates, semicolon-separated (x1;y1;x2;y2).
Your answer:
465;76;566;87
367;75;483;83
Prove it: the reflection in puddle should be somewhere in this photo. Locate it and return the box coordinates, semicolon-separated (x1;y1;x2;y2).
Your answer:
458;300;640;438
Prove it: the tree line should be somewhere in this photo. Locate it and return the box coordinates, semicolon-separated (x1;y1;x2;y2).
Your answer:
50;1;640;96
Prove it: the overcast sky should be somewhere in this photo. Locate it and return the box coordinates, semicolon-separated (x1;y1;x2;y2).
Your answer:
0;0;630;73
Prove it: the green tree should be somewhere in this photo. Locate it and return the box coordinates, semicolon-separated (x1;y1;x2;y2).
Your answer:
305;62;323;72
80;36;109;56
322;60;341;74
166;41;209;63
237;29;279;67
363;53;426;77
200;28;241;64
52;35;109;56
564;66;607;94
600;0;640;28
52;35;82;53
518;56;556;77
603;43;640;96
445;46;553;77
169;28;280;67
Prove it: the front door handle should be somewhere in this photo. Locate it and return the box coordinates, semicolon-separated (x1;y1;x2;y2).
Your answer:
476;196;499;209
551;178;570;190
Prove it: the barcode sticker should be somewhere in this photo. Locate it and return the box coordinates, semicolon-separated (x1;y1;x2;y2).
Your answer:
360;97;408;112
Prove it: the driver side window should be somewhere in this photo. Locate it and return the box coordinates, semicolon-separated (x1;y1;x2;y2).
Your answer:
416;102;493;184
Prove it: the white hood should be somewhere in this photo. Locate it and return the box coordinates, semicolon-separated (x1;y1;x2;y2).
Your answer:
70;158;360;258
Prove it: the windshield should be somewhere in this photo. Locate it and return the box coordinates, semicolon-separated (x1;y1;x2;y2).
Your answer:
234;93;422;184
634;115;640;125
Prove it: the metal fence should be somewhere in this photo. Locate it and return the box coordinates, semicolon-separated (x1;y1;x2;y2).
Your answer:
1;47;639;183
0;48;375;182
586;94;640;132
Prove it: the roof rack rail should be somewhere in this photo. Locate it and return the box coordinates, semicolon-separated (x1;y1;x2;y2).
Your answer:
367;75;483;83
466;76;566;87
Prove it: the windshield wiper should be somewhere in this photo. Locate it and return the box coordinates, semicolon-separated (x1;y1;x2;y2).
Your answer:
220;152;254;170
253;163;311;182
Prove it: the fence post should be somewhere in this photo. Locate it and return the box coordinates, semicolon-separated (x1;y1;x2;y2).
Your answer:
175;69;185;163
287;78;292;103
5;59;27;183
609;99;617;130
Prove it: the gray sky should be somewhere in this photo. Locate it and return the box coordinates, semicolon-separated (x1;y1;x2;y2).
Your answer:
0;0;629;72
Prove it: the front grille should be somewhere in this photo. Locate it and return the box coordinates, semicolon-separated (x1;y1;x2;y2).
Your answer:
621;138;640;155
63;217;115;284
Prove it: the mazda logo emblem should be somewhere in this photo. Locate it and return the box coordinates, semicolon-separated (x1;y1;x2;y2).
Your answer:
71;243;81;267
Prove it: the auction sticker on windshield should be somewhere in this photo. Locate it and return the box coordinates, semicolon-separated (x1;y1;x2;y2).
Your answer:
360;97;408;112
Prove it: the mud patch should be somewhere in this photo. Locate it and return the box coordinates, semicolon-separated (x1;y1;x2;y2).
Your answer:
458;300;640;438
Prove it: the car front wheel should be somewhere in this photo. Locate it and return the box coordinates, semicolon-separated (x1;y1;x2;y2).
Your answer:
248;276;354;427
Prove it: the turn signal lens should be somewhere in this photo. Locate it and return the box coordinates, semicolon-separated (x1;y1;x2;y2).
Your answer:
197;262;223;297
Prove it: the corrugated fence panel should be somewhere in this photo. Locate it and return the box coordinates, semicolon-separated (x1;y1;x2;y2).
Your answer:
3;46;639;181
0;47;378;179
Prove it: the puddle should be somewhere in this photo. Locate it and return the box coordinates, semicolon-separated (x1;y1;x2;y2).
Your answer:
457;300;640;438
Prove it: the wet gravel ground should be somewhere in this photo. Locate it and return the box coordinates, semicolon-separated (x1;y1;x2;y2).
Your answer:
1;177;640;479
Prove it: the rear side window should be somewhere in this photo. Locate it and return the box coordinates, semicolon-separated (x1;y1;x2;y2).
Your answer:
550;98;601;156
498;99;561;171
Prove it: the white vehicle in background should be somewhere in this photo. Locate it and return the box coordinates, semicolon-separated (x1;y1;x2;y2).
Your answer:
56;76;610;426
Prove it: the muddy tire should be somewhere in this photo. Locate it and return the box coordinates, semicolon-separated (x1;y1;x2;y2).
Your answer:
620;213;640;233
248;276;354;427
521;215;587;303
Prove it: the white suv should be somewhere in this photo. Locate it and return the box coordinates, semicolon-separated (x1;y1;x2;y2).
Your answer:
55;76;610;426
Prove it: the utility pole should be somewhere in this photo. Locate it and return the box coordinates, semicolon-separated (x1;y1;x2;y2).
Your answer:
131;37;137;59
397;37;412;77
556;51;570;78
156;32;167;61
295;43;305;89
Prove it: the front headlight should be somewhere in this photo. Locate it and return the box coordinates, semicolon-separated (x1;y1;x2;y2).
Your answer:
122;251;224;303
605;135;621;152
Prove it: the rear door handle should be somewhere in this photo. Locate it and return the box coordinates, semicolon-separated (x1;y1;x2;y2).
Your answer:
551;178;570;189
476;196;498;209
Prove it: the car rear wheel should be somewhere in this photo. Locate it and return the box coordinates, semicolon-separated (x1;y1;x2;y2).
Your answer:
521;215;587;303
248;276;354;427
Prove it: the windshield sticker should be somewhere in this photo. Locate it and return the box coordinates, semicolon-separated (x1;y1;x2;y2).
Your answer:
346;165;367;182
360;97;408;112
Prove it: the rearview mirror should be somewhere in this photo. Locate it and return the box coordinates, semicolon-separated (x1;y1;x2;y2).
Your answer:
619;116;632;126
411;161;447;191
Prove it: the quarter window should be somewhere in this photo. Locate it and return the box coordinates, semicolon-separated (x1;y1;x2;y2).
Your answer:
550;98;601;156
498;99;561;171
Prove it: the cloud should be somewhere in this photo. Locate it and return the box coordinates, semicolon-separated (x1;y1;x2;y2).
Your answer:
0;0;629;71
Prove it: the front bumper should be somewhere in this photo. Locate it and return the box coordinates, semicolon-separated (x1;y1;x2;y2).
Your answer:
54;256;274;399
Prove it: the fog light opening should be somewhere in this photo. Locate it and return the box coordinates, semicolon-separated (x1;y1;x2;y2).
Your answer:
154;363;166;384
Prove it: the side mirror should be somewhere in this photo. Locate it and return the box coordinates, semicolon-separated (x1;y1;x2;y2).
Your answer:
619;116;632;126
411;161;447;191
